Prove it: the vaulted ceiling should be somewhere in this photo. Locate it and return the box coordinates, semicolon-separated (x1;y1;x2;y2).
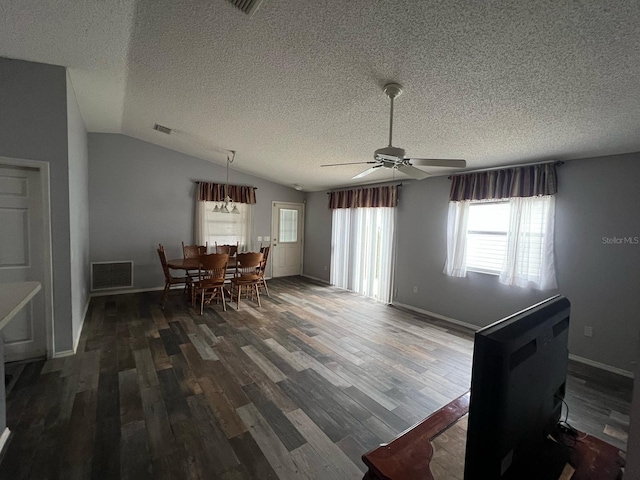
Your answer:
2;0;639;190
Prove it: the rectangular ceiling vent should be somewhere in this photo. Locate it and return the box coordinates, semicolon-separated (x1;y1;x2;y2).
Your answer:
153;123;172;135
226;0;265;17
91;261;134;291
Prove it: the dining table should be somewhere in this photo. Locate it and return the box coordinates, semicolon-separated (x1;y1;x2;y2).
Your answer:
167;257;237;271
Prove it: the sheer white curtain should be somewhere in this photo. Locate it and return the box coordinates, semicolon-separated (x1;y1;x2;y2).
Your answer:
443;200;471;277
331;207;396;303
500;195;557;290
195;200;254;251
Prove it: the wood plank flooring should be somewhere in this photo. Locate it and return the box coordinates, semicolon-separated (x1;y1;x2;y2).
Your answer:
1;277;631;478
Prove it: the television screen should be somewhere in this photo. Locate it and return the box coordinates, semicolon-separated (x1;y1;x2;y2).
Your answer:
463;295;571;479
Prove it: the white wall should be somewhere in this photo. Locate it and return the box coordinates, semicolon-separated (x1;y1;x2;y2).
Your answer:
88;133;305;290
66;72;90;349
0;57;75;353
303;153;640;373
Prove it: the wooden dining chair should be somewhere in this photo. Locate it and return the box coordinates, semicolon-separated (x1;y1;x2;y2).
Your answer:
257;245;271;297
183;241;208;258
157;244;190;309
216;242;240;283
182;242;207;282
191;253;229;314
214;241;239;257
230;252;263;309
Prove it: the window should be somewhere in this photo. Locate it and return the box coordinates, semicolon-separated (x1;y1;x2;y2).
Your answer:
197;201;253;250
444;196;557;290
466;201;510;274
279;208;298;243
331;207;396;303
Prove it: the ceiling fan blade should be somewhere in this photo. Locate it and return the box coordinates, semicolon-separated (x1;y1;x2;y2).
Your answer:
408;158;467;168
397;164;430;180
321;161;377;167
352;166;381;179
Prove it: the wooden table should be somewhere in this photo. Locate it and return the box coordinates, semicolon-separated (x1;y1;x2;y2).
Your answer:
167;258;237;270
362;392;625;480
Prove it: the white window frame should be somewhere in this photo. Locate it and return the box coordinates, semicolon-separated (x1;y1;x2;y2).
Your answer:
466;200;510;275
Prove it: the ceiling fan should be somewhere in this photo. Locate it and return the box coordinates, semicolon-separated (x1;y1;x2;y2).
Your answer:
322;83;467;180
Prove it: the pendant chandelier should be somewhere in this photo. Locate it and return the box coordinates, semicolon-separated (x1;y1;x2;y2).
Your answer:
213;151;240;214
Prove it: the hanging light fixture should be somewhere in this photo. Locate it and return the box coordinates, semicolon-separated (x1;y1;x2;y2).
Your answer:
215;150;240;214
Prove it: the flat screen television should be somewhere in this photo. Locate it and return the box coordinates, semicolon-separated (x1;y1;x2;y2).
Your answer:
463;295;571;480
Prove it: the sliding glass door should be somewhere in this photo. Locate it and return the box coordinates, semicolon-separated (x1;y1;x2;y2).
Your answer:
331;207;396;303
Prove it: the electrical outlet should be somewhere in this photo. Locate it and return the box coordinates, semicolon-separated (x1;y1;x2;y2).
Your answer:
413;286;418;293
324;265;328;271
264;236;270;241
584;326;593;337
394;288;398;297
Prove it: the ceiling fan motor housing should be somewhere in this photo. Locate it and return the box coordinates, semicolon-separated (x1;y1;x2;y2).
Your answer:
374;146;406;163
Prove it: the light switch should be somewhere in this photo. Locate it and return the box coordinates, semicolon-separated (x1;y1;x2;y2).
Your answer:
264;236;270;241
257;236;263;241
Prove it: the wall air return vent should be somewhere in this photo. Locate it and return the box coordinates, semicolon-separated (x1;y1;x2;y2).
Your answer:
153;123;172;135
226;0;265;17
91;261;134;291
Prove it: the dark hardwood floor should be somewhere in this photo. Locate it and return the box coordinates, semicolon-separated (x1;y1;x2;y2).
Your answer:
1;277;631;479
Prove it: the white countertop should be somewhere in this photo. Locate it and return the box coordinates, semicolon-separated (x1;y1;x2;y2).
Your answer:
0;282;41;330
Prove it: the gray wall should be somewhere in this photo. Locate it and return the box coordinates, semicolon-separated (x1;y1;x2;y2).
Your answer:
0;57;75;353
303;153;640;373
88;133;304;290
66;73;90;346
302;191;332;282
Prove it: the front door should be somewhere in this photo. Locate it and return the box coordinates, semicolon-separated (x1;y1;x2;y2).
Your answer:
271;202;304;277
0;165;46;361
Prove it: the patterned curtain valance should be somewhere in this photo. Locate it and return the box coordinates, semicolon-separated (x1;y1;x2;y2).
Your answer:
449;163;558;201
197;182;257;204
328;185;398;209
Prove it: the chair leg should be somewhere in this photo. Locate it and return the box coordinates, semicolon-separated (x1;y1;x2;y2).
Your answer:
236;284;241;310
262;278;270;297
220;286;227;312
161;282;170;309
255;283;261;307
200;288;205;315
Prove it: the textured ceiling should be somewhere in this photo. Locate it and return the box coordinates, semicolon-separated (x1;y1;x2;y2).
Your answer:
1;0;640;190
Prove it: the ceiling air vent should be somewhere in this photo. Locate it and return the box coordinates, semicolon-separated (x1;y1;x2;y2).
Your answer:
153;123;172;135
226;0;265;17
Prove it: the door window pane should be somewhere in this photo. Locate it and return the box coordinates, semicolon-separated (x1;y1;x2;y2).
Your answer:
279;209;298;243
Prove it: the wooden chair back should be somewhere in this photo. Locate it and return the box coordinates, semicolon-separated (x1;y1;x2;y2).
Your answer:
234;252;263;281
258;245;270;277
183;242;208;258
157;244;171;281
198;253;229;284
215;241;239;256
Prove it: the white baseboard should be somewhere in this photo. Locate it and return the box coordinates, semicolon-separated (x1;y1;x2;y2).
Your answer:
0;427;11;456
393;302;634;380
392;301;479;332
301;274;331;285
73;297;90;353
569;354;634;379
91;286;165;297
